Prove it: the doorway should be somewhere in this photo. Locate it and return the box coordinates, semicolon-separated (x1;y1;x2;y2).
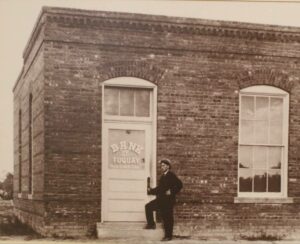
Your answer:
101;77;157;222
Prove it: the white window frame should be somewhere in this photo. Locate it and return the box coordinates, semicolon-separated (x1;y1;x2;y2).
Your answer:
238;85;289;198
103;77;155;123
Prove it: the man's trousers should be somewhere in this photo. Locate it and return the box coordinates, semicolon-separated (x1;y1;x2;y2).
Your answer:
145;198;174;238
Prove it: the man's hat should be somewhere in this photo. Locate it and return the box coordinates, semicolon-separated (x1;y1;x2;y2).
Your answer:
160;159;171;168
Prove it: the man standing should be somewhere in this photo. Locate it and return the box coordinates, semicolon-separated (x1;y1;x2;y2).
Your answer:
144;159;183;241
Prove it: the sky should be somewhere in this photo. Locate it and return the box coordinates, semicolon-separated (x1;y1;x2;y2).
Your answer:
1;0;300;178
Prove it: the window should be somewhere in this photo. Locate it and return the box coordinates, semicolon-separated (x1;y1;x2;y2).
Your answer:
104;87;151;118
28;94;33;194
238;86;289;197
18;109;22;193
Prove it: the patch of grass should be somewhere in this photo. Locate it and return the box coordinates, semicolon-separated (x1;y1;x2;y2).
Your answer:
240;230;285;241
0;219;41;237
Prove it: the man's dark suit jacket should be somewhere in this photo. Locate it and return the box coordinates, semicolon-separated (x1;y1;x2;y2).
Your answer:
148;171;183;206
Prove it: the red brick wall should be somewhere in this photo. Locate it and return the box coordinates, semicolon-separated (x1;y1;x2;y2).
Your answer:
13;7;300;239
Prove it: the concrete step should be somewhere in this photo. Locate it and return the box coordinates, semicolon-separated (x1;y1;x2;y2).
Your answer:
97;222;164;241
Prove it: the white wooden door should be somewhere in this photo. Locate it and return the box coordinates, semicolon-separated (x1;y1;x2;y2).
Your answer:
102;123;153;221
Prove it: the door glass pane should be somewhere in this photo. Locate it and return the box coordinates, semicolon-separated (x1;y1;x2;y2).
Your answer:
254;170;267;192
268;170;281;192
105;87;119;115
255;120;268;144
256;97;268;120
268;147;282;169
239;169;253;192
108;129;145;170
135;89;150;117
240;120;254;143
253;146;267;169
120;88;134;116
239;146;252;169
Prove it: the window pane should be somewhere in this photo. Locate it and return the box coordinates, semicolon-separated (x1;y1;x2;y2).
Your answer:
256;97;268;120
240;120;254;143
270;98;283;121
254;170;267;192
270;98;283;144
241;96;254;119
255;120;268;144
268;170;281;192
120;88;134;116
239;146;252;169
253;146;267;169
105;87;119;115
239;169;253;192
135;89;150;117
270;120;283;144
268;147;282;169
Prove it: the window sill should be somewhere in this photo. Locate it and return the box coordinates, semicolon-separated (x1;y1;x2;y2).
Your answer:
234;197;294;204
17;193;22;198
28;194;33;200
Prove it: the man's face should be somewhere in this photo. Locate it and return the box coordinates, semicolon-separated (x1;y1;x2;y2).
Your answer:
161;162;169;173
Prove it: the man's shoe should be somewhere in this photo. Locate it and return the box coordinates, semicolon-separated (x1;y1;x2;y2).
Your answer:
143;223;156;229
161;237;172;241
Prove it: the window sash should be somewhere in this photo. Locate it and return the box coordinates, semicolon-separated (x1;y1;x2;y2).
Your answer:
104;86;153;121
238;145;283;194
240;95;284;146
238;88;288;197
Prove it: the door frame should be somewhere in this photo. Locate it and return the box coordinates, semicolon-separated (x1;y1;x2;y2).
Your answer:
101;77;157;222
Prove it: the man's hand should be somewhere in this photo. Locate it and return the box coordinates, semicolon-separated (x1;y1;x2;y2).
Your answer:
166;189;171;195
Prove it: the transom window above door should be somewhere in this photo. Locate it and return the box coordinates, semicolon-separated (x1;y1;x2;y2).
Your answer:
238;85;289;198
105;87;151;117
103;77;156;122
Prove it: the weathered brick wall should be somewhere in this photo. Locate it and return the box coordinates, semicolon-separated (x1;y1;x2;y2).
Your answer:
14;6;300;239
174;202;300;240
0;201;13;224
42;40;102;237
13;13;46;234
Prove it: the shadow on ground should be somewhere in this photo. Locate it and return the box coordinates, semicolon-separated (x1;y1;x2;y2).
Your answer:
0;218;41;239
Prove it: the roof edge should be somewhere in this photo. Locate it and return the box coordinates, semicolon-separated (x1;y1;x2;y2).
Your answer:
22;5;300;62
16;6;300;92
41;6;300;33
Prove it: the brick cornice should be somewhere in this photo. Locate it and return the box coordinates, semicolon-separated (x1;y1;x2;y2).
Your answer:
23;7;300;71
43;7;300;44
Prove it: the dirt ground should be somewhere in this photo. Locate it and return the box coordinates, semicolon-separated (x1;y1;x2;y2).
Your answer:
0;221;300;244
1;235;300;244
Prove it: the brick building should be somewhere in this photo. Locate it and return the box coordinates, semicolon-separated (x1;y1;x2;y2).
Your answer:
13;7;300;239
